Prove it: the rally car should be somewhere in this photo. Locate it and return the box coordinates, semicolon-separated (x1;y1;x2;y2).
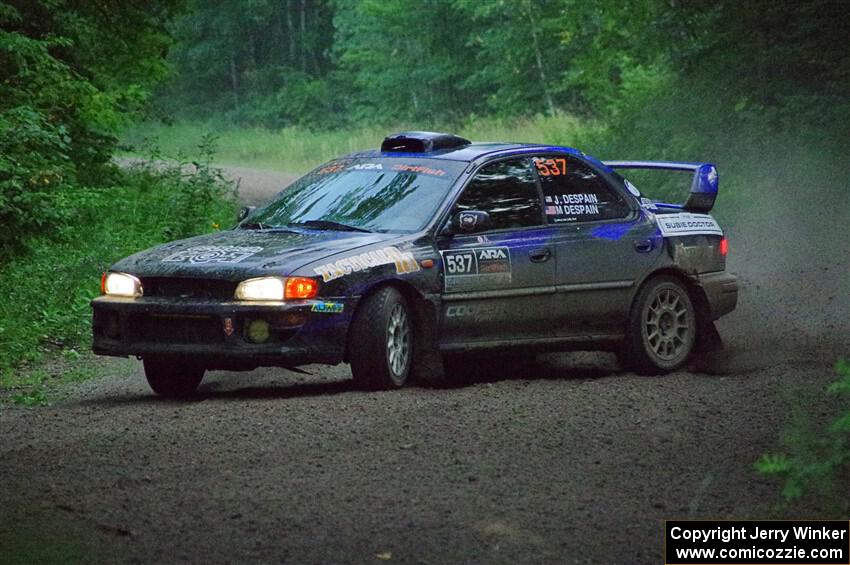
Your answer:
92;131;738;396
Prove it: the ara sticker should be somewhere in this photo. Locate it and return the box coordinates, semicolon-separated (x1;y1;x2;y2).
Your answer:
625;179;641;197
440;246;511;292
311;302;344;314
656;212;723;237
349;163;383;171
162;245;263;264
312;246;420;283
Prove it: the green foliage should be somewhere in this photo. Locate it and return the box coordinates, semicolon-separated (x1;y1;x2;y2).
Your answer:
12;385;47;407
131;135;238;239
333;0;481;122
0;107;74;255
2;363;101;406
756;360;850;513
0;0;184;259
156;1;850;135
0;149;237;373
160;0;335;127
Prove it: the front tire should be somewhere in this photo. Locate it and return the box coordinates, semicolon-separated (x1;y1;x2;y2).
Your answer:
143;357;205;398
349;287;413;390
621;276;696;375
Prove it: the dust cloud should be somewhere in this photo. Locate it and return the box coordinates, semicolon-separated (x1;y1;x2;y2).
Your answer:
705;147;849;373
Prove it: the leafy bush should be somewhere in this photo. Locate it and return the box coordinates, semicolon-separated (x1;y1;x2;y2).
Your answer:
0;0;182;260
0;107;74;255
0;147;236;373
756;360;850;514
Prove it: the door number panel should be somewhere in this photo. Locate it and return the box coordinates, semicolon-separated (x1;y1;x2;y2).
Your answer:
440;246;512;292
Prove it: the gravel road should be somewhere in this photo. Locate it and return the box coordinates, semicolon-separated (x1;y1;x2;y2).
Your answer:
1;163;847;564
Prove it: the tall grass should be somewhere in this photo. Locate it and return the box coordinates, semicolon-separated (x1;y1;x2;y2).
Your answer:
122;108;848;228
122;114;599;174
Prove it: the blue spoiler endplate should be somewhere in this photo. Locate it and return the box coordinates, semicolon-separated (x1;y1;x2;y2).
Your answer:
604;161;719;213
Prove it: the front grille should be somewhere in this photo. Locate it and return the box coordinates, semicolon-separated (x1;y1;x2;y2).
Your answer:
140;277;237;300
128;313;224;344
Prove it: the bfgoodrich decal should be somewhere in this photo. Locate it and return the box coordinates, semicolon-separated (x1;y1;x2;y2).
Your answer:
657;213;722;237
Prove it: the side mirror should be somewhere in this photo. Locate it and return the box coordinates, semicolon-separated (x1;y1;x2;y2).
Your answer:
237;206;256;222
452;210;490;234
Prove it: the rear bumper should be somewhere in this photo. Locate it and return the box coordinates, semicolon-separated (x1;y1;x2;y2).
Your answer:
698;271;738;320
91;295;355;369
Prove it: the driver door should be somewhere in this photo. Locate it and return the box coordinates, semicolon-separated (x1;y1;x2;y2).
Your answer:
437;157;558;345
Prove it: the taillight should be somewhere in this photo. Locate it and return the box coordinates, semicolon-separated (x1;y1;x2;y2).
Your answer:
719;237;729;257
284;277;318;299
100;272;108;294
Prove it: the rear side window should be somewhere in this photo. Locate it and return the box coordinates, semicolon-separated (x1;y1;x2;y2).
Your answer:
534;155;629;223
454;158;543;231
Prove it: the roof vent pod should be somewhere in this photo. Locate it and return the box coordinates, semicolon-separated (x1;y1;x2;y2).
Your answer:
381;131;471;153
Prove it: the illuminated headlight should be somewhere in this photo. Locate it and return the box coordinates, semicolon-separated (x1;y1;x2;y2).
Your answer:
101;272;143;297
235;277;286;301
234;276;319;301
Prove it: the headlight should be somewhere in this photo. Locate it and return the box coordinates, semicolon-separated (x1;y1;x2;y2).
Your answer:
234;277;318;301
235;277;286;300
101;272;143;297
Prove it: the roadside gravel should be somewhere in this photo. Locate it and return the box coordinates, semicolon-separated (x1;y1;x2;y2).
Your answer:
1;163;847;564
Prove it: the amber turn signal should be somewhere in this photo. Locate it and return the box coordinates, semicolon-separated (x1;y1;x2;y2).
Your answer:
284;277;319;300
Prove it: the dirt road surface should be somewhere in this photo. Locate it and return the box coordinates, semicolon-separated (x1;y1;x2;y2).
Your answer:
214;164;299;205
1;163;848;564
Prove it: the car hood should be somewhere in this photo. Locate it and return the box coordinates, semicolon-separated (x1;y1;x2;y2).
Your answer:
111;228;407;280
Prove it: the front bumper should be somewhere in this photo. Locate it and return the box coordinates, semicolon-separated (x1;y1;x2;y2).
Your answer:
91;295;356;368
698;271;738;320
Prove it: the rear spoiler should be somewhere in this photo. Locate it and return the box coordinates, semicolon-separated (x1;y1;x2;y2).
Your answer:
603;161;718;213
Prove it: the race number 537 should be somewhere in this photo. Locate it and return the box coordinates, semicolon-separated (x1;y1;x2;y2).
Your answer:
444;252;475;274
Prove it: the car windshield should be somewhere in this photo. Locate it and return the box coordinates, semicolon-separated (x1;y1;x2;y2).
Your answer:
247;158;466;233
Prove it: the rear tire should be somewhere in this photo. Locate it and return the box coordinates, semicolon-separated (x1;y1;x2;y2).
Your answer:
349;287;413;390
621;276;696;375
143;357;205;398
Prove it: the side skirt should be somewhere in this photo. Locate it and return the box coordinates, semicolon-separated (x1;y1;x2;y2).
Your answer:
439;334;623;354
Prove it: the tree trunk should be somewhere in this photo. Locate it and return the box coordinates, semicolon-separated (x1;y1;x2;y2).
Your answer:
286;0;295;65
229;53;240;112
300;0;307;73
524;2;556;116
275;2;286;64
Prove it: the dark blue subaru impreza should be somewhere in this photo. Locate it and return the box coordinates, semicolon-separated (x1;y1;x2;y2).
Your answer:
92;131;737;396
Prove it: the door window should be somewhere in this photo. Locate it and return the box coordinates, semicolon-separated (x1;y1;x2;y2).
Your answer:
534;155;629;223
453;158;543;231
